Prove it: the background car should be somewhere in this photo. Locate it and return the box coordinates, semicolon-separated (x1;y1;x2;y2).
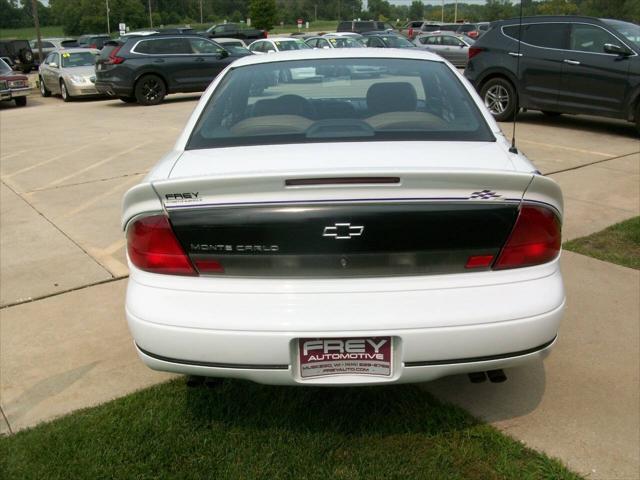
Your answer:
95;34;245;105
205;23;267;41
213;38;252;56
29;38;76;64
0;40;35;73
305;34;365;49
465;15;640;132
0;58;29;106
399;20;427;40
455;23;483;39
249;37;311;54
38;48;101;102
361;33;417;49
77;34;111;50
337;20;396;34
414;33;475;67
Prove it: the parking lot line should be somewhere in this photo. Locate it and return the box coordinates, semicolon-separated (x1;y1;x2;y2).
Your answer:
0;149;28;162
61;174;142;220
42;141;153;189
2;144;96;179
518;139;615;158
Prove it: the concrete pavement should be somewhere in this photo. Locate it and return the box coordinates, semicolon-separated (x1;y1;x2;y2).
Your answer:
1;94;639;479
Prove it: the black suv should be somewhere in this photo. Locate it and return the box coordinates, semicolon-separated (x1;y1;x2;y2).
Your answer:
337;21;396;34
0;40;35;73
464;16;640;132
94;34;250;105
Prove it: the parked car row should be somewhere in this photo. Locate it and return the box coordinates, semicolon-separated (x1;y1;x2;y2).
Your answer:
0;58;30;106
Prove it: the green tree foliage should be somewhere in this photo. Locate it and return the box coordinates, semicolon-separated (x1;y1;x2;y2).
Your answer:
249;0;277;30
409;1;425;20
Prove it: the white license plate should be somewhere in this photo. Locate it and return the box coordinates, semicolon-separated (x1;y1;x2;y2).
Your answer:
298;336;392;378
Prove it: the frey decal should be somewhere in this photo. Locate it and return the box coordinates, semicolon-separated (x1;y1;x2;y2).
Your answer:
298;337;392;378
164;192;202;204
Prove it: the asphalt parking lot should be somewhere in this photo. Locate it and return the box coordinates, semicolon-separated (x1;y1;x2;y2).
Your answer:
1;91;639;478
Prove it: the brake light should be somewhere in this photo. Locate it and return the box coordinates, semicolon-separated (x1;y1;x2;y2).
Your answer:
107;45;125;64
493;205;561;270
126;215;196;275
465;255;495;269
88;43;97;48
468;46;484;59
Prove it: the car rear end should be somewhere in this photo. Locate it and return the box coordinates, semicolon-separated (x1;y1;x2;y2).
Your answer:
123;51;564;385
95;40;135;98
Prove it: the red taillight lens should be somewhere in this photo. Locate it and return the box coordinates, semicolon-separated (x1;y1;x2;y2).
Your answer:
88;43;97;48
107;45;125;64
468;46;484;59
126;215;196;275
494;205;561;270
468;31;479;38
465;255;495;269
194;259;225;274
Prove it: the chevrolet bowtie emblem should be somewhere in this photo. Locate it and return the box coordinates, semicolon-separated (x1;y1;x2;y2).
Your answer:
323;223;364;240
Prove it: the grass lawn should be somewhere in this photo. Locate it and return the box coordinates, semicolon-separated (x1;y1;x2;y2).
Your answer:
0;25;65;40
564;216;640;270
0;378;581;479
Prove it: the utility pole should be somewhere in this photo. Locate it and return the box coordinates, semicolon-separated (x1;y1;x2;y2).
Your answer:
148;0;153;28
454;0;458;23
200;0;204;24
314;4;317;23
441;0;444;22
106;0;111;34
31;0;43;66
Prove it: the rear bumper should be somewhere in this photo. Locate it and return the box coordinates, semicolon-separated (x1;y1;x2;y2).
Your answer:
126;260;565;385
95;80;132;97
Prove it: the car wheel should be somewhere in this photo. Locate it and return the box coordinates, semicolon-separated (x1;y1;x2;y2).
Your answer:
542;111;562;117
60;80;72;102
39;76;51;97
119;96;137;103
134;74;166;106
480;77;518;122
14;96;26;107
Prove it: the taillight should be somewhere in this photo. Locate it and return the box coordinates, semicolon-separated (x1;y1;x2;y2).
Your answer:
468;46;484;60
264;31;268;38
88;43;97;48
126;215;196;275
107;45;125;64
494;205;561;270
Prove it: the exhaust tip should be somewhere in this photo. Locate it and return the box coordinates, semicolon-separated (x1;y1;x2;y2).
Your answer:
468;371;487;383
487;369;507;383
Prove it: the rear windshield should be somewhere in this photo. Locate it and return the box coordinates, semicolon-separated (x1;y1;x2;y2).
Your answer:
187;58;494;150
61;51;97;67
327;37;364;48
274;39;310;50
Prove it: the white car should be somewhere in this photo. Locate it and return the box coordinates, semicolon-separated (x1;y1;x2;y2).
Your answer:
249;37;316;80
123;49;564;386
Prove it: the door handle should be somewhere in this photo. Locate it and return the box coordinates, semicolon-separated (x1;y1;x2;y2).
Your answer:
563;59;581;65
508;52;523;57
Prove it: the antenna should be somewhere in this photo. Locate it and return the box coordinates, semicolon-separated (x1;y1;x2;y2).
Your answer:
509;0;524;154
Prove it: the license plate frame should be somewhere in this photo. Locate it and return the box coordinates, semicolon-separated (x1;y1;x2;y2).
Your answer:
298;336;393;379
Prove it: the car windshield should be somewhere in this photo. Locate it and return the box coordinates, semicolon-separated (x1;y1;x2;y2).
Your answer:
274;39;311;51
603;19;640;47
187;57;494;150
326;37;364;48
0;58;12;75
380;35;415;48
61;51;96;67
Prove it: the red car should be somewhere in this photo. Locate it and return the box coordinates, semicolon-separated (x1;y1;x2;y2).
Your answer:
0;58;29;106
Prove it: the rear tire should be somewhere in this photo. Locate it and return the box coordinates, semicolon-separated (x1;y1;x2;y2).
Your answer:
14;96;26;107
134;74;166;106
119;96;137;103
39;76;51;97
542;111;562;117
60;80;72;102
480;77;518;122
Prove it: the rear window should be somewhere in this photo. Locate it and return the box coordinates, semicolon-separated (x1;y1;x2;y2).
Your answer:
187;58;494;150
273;39;310;51
503;23;569;49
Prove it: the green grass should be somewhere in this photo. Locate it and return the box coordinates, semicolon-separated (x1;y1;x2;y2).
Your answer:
0;25;65;40
0;378;581;480
271;20;339;34
564;216;640;270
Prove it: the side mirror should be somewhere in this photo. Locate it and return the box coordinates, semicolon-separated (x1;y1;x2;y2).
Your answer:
267;49;276;53
49;62;58;68
322;46;330;49
218;49;229;58
603;43;631;56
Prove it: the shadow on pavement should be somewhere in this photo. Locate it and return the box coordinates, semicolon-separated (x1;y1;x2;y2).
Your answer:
512;111;638;139
103;94;201;108
422;359;546;423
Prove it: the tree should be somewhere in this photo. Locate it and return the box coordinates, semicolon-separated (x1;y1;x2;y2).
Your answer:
408;1;424;20
250;0;277;30
537;0;578;15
